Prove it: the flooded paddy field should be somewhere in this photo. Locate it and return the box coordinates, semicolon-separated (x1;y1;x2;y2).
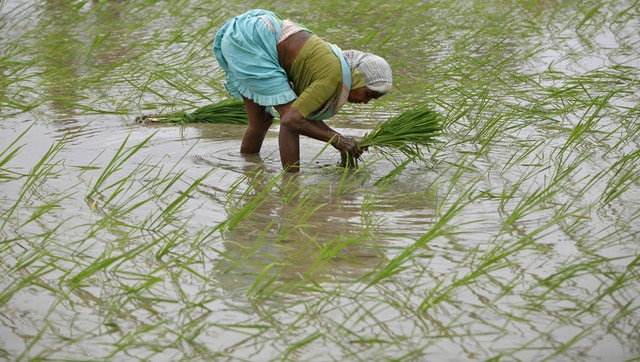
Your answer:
1;0;639;360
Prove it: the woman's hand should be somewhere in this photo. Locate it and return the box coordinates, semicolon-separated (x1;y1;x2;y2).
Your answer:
335;135;364;168
340;151;360;168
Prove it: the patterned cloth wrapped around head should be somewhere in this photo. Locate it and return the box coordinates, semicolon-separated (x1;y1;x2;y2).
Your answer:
343;50;393;94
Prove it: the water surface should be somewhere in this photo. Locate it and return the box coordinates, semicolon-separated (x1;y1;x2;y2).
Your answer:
1;0;639;360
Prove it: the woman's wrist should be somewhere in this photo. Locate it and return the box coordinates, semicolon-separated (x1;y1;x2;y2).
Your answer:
332;132;341;147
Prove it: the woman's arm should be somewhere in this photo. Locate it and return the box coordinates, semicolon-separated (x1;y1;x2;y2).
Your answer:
275;103;363;171
277;104;361;153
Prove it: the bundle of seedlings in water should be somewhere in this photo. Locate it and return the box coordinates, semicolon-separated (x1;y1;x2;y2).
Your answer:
136;99;249;125
358;103;441;163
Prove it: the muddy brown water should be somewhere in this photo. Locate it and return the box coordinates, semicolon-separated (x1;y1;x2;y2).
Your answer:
1;0;639;360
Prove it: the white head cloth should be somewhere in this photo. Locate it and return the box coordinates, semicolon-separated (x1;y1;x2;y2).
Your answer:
343;50;393;94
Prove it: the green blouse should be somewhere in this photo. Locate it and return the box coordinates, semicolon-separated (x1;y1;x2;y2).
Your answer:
290;35;342;117
288;36;366;119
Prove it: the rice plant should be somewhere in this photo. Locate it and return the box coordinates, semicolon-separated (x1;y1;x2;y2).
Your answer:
135;99;248;125
359;103;442;163
1;0;639;361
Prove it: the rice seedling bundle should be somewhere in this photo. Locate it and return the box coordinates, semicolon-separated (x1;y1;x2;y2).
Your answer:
359;103;441;161
136;99;248;125
136;99;441;165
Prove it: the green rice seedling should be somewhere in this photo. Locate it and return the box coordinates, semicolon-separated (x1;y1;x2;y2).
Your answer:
1;0;639;360
364;160;480;289
358;103;441;165
281;331;323;361
301;235;369;279
0;124;31;181
85;132;154;204
1;129;67;230
215;167;283;232
246;262;284;297
501;138;546;174
600;150;639;206
0;257;55;307
580;257;639;315
136;99;248;125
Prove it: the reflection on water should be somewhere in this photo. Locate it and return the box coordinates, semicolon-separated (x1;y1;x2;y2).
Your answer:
211;165;385;292
1;0;639;361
